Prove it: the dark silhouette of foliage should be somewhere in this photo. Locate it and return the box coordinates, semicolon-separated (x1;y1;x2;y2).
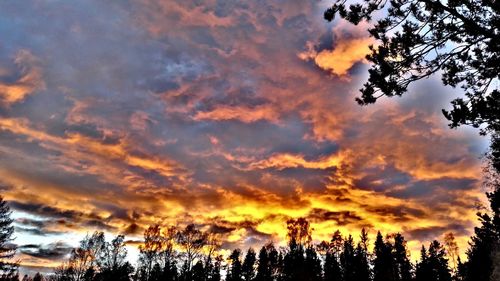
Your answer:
255;246;271;281
226;249;242;281
20;217;461;281
0;197;16;280
304;246;322;281
373;232;395;281
324;0;500;135
241;248;256;281
322;230;343;281
32;273;43;281
458;160;500;281
340;235;355;281
393;234;412;281
353;229;371;281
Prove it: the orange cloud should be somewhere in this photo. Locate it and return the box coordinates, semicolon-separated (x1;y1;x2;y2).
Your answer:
193;104;281;124
0;50;45;105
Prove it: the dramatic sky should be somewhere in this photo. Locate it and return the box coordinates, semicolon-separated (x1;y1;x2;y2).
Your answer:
0;0;489;274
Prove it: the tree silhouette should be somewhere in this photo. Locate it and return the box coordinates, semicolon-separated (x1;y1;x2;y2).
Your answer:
322;230;343;281
304;246;322;281
226;249;242;281
340;235;355;281
138;225;164;281
393;234;412;281
459;161;500;281
241;248;256;281
443;232;459;275
324;0;500;135
255;246;271;281
40;216;496;281
373;232;395;281
353;229;371;281
176;224;207;277
415;246;432;281
0;196;17;280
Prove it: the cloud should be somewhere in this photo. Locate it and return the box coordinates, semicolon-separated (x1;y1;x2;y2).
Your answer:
404;224;470;242
0;0;487;268
298;20;374;77
0;50;45;106
19;242;72;260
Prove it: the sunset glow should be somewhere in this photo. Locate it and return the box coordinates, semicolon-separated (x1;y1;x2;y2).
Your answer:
0;0;489;275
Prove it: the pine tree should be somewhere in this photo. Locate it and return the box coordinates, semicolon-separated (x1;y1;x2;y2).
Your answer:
323;230;342;281
462;160;500;281
0;196;16;277
393;234;412;281
415;246;432;281
373;232;395;281
304;246;322;281
255;246;271;281
242;248;256;281
353;229;371;281
227;249;242;281
428;240;452;281
32;273;43;281
340;235;355;281
191;260;205;281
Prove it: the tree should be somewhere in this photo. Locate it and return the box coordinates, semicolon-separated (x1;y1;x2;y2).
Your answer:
176;224;207;276
159;226;178;281
392;234;412;281
255;246;271;281
460;160;500;281
138;225;164;281
191;260;205;281
322;230;343;281
353;229;371;281
340;235;355;281
227;249;242;281
207;255;222;281
255;243;281;281
373;232;395;281
71;232;106;281
98;235;128;270
415;246;432;281
427;240;452;281
33;273;43;281
0;196;17;278
95;235;134;281
241;248;256;281
304;246;322;281
286;218;312;248
324;0;500;135
282;218;313;281
443;232;459;274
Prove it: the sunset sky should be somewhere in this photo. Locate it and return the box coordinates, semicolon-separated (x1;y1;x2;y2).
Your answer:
0;0;490;275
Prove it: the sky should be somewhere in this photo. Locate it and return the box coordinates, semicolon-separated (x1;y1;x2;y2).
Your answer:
0;0;490;275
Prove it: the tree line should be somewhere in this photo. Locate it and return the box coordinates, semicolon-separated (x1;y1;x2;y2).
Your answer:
4;181;497;281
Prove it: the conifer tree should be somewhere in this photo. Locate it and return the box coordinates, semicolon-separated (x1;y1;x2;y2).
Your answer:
227;249;242;281
415;246;432;281
0;196;16;278
304;246;322;281
428;240;452;281
340;235;355;281
242;248;256;281
255;246;271;281
373;232;395;281
353;229;371;281
323;230;343;281
393;234;412;281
